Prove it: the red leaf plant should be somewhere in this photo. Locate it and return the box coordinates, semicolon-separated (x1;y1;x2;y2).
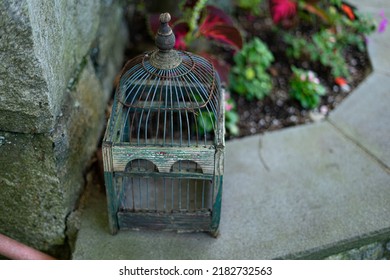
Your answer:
147;14;189;50
269;0;331;27
269;0;298;24
173;23;190;50
186;5;242;51
147;4;242;83
148;6;242;51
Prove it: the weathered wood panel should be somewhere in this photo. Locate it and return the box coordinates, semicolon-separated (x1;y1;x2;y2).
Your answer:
211;176;223;236
115;171;214;180
104;171;119;234
118;211;211;232
112;145;216;173
102;142;113;172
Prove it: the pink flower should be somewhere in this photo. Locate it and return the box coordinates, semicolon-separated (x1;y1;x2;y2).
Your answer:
225;102;233;112
270;0;297;24
378;10;388;33
223;88;233;112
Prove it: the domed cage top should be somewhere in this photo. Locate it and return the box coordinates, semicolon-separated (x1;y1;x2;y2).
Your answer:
102;13;225;236
106;30;221;146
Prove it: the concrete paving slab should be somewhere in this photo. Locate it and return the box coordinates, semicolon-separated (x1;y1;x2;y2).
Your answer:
73;123;390;259
361;6;390;76
349;0;389;9
329;73;390;168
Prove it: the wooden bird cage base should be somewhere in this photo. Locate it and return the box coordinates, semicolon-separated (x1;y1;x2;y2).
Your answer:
116;175;213;212
117;210;212;232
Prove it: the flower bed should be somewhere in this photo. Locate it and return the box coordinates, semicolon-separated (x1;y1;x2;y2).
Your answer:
123;0;387;138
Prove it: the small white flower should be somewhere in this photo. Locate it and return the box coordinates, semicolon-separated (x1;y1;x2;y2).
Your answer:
308;71;315;81
320;105;328;115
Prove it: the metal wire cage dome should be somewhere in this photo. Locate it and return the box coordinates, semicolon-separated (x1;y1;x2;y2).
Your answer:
106;14;222;147
102;13;224;236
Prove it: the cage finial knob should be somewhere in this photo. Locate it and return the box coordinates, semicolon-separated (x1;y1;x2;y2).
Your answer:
149;12;182;69
160;12;171;23
155;12;175;51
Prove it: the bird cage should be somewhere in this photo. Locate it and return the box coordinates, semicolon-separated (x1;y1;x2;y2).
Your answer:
102;13;225;236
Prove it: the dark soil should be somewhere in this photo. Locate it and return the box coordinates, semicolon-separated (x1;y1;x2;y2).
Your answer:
231;11;372;138
122;6;372;139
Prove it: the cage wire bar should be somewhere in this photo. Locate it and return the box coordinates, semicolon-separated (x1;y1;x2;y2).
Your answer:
102;13;224;236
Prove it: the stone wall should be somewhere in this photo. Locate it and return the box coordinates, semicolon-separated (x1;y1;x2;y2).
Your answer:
325;240;390;260
0;0;127;258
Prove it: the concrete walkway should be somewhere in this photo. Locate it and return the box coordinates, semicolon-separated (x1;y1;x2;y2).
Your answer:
72;1;390;259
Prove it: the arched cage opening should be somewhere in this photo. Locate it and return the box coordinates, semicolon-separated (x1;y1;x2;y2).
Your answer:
116;159;213;213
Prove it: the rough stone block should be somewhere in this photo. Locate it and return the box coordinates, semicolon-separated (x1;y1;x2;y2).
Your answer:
0;59;106;256
361;243;384;260
91;0;127;95
0;0;126;257
0;0;51;133
0;0;101;133
0;132;65;255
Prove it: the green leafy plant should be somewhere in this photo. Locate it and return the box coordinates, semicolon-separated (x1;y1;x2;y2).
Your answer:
198;111;215;135
224;90;240;136
335;10;377;51
289;66;326;109
280;1;377;80
283;30;348;78
197;89;240;136
229;38;274;101
235;0;264;16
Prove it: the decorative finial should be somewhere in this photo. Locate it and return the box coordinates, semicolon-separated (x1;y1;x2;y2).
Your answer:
160;13;171;23
155;12;175;51
149;12;182;69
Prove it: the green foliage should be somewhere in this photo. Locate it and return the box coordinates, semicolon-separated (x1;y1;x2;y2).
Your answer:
282;1;377;79
289;67;326;109
235;0;263;16
188;0;209;34
198;111;215;135
338;12;377;51
230;38;274;101
224;93;240;136
329;0;342;6
197;90;240;136
284;30;349;78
